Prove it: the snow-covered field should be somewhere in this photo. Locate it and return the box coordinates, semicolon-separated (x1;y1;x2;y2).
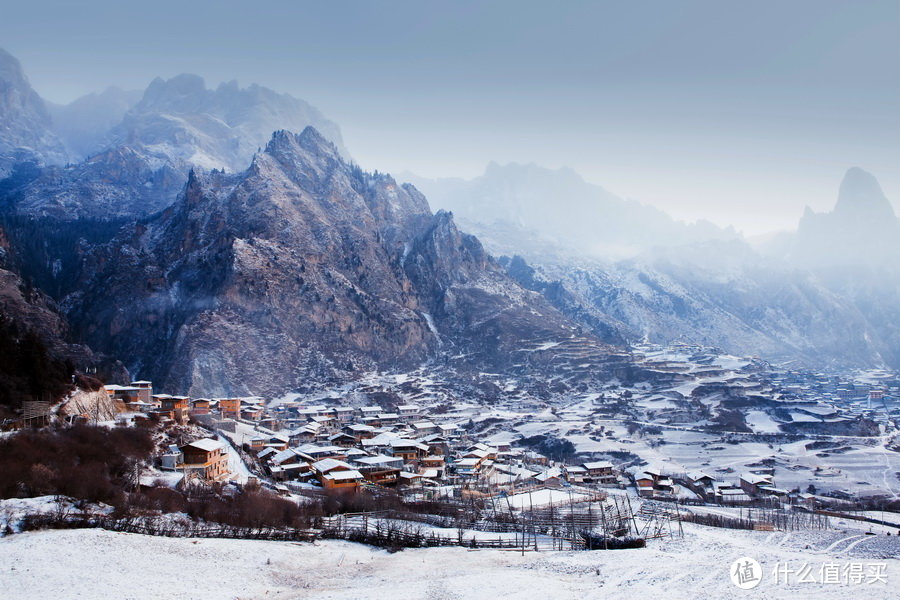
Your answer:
1;525;897;599
504;488;591;508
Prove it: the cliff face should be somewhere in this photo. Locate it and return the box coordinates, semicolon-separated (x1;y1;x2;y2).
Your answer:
0;224;126;408
0;49;67;178
66;128;611;396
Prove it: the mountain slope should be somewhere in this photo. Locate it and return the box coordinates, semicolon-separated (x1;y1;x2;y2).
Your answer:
65;128;616;396
475;167;900;371
510;242;885;368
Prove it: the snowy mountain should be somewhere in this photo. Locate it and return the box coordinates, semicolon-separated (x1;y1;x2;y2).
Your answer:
105;74;348;172
446;166;900;371
64;128;617;396
1;45;897;380
505;241;894;369
0;48;67;178
2;60;348;220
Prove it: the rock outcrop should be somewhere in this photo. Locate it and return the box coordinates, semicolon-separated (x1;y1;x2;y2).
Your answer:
0;48;67;178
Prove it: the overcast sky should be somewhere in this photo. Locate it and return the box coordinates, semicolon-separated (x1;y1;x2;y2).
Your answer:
2;1;897;234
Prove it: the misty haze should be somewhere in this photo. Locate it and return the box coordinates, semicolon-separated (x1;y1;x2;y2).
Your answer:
0;2;898;599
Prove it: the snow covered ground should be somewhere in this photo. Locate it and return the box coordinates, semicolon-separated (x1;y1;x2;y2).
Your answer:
1;525;897;599
503;488;591;509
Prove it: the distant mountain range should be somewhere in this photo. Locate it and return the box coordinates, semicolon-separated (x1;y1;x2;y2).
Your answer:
0;50;347;220
46;86;143;160
407;164;900;371
0;46;897;401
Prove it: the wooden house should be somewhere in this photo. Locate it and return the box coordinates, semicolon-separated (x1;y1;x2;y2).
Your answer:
159;395;190;424
333;407;355;423
191;398;212;415
453;457;483;477
131;380;153;403
354;455;403;486
412;421;438;435
313;458;364;491
344;424;377;440
565;465;588;484
179;438;229;481
581;461;616;485
390;439;429;462
740;473;773;497
328;432;358;448
397;404;421;420
218;398;241;420
321;469;365;491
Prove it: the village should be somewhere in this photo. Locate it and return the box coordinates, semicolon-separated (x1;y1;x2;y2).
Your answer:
3;340;900;594
94;341;900;544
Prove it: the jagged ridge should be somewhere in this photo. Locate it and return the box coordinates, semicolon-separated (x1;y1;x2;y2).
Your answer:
64;128;618;396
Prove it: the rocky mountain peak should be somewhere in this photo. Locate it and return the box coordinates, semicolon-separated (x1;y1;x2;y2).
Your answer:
4;66;350;221
62;131;609;395
115;76;349;169
263;127;341;166
0;48;67;176
834;167;895;220
794;167;899;268
0;48;30;89
139;74;208;111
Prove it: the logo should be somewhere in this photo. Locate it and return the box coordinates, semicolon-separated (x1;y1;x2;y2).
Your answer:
730;556;762;589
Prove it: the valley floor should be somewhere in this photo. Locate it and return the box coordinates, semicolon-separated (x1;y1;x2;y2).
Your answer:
1;523;897;599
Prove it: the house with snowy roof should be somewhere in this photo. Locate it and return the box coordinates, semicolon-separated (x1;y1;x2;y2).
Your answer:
581;461;616;484
270;448;305;466
564;465;588;484
328;432;358;447
686;471;716;491
353;454;403;485
295;444;346;462
344;423;377;440
321;469;365;491
453;457;482;477
412;421;438;435
397;404;421;419
739;473;774;496
310;457;364;490
390;439;430;462
178;438;229;481
534;467;564;487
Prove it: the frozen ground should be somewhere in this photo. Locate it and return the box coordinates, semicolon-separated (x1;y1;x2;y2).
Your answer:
504;488;591;508
1;525;897;599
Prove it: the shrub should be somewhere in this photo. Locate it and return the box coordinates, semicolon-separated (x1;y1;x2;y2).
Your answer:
0;424;153;503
